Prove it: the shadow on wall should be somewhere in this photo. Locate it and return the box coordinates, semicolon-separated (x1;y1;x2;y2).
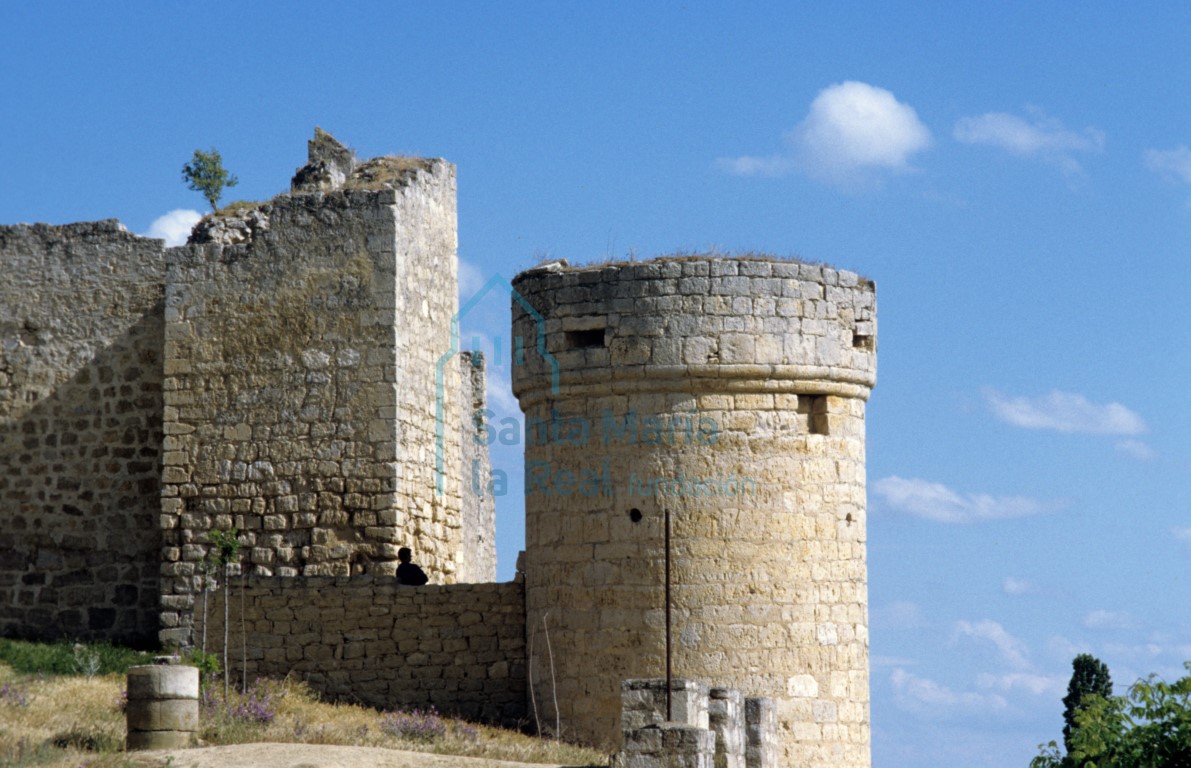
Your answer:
0;305;165;647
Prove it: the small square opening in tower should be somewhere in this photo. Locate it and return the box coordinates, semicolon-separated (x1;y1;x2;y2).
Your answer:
797;394;831;435
565;328;606;349
852;332;874;351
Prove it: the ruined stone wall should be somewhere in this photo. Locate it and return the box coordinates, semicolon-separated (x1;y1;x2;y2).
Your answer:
0;221;165;645
201;577;526;725
459;352;496;582
159;160;467;646
512;256;875;766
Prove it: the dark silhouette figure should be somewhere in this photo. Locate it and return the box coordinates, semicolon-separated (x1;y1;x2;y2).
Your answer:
396;547;429;586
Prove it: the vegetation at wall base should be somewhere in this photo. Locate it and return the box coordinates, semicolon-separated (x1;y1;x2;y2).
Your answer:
1;638;608;767
0;639;156;677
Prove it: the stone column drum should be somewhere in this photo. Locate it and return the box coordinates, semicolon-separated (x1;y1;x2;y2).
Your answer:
512;256;876;767
126;664;200;750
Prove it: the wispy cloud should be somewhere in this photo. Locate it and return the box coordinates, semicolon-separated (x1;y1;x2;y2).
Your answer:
1002;577;1036;596
954;107;1104;176
1083;610;1136;631
719;81;931;186
872;600;926;629
985;389;1145;435
872;476;1059;523
1048;635;1087;660
872;655;919;668
890;668;1007;716
975;672;1065;697
1173;526;1191;551
458;257;487;299
1115;439;1156;461
953;620;1032;670
1144;145;1191;184
143;209;202;246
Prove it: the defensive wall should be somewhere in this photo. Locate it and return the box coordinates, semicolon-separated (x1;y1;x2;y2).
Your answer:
158;143;485;645
0;132;496;653
512;256;876;766
200;577;526;725
0;220;165;645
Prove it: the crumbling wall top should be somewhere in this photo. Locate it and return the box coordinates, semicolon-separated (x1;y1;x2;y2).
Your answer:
188;129;448;246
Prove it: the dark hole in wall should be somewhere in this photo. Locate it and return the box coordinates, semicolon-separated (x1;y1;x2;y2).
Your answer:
852;332;874;351
565;328;605;349
799;394;830;435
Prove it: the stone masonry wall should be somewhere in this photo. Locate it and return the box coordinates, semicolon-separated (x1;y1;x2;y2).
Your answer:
0;221;165;645
159;159;466;646
201;577;526;725
512;256;875;766
459;351;496;582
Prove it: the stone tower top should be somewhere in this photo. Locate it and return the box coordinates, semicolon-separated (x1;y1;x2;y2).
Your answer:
511;254;877;407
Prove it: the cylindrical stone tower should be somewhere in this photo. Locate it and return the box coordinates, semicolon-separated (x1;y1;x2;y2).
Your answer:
512;255;876;767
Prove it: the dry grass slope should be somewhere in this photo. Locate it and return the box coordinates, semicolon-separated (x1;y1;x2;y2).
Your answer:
0;661;607;768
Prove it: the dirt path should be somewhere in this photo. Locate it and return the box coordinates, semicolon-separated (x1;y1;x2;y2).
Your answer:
140;742;581;768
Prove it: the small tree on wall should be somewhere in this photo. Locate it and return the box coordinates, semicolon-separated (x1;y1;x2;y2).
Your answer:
207;528;241;700
182;148;238;211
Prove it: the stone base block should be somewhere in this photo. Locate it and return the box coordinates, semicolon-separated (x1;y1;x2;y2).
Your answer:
621;678;710;731
126;729;194;750
614;723;716;768
127;665;199;699
126;698;199;731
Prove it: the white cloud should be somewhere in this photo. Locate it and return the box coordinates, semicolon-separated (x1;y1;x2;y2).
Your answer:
975;671;1065;697
1173;527;1191;551
1047;635;1087;660
954;108;1104;175
719;81;931;185
1144;145;1191;184
872;476;1058;523
985;389;1145;435
1002;577;1036;596
1083;610;1136;631
143;209;202;247
1115;439;1156;461
953;620;1032;670
890;668;1007;716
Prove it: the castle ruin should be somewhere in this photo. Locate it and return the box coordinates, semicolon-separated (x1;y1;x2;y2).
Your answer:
0;131;876;766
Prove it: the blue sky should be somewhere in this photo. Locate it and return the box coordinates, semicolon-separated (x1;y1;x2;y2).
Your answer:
2;3;1189;765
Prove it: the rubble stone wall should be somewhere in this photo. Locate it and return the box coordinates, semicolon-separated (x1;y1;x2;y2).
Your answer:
159;162;466;646
200;576;526;725
0;221;165;645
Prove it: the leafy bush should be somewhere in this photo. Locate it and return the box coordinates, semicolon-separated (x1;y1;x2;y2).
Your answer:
181;648;221;682
1032;661;1191;768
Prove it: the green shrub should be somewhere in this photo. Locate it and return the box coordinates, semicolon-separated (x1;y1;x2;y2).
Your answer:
0;639;156;676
